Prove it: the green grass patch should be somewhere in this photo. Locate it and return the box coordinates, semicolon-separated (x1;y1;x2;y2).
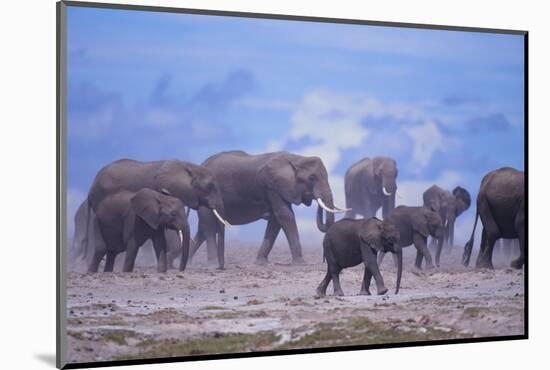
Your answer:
117;332;281;360
278;317;471;350
102;330;136;345
201;306;225;310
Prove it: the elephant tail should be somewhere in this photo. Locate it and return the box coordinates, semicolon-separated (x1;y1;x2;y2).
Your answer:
462;208;479;267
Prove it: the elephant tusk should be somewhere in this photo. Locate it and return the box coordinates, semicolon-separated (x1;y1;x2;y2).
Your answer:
382;187;392;196
213;209;231;226
316;198;346;214
333;204;352;212
178;229;183;247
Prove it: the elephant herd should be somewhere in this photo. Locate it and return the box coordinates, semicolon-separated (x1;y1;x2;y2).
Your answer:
70;151;525;296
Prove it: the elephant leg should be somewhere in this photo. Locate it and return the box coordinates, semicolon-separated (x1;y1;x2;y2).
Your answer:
256;218;281;265
194;209;217;263
88;249;105;273
413;234;434;269
123;240;139;272
361;245;388;295
476;225;499;269
205;233;218;265
87;217;107;273
511;228;525;269
483;234;497;269
332;269;344;296
179;224;190;272
475;228;488;267
316;271;332;297
165;230;180;269
476;229;497;269
189;232;205;263
216;228;225;270
104;252;117;272
415;250;424;269
359;267;373;295
434;236;444;267
268;192;305;264
153;233;168;273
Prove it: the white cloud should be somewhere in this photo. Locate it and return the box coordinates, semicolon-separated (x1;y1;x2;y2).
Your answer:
288;89;370;172
403;120;445;170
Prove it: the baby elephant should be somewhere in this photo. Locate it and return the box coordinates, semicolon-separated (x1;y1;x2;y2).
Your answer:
379;206;443;269
90;188;190;273
316;218;402;297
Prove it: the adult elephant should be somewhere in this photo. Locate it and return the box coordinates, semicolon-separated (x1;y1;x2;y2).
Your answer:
190;151;346;268
344;157;398;220
423;185;471;265
84;158;228;271
462;167;525;269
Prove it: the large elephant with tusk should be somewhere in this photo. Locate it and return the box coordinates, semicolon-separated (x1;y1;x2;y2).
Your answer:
344;157;398;220
189;151;346;268
84;158;228;272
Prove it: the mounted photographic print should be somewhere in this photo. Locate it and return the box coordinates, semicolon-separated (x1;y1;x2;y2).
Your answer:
57;1;527;368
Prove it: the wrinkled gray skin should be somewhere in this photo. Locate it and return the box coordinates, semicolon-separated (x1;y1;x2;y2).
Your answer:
190;151;338;268
81;158;226;272
317;218;402;297
86;188;190;273
423;185;471;266
378;206;443;270
462;167;525;269
344;157;398;220
70;201;183;269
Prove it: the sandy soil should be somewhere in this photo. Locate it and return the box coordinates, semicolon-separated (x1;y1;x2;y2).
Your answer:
65;242;525;364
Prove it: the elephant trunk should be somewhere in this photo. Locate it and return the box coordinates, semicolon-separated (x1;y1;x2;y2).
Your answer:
394;245;403;294
316;205;335;233
179;224;190;272
314;188;336;233
448;219;455;247
382;177;397;197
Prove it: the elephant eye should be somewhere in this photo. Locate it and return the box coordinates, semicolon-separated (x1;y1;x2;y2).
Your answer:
308;174;316;181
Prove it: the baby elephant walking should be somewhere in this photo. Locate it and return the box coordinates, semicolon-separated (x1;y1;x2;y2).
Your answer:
316;218;402;297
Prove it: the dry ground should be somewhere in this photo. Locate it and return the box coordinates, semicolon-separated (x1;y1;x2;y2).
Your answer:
65;241;525;364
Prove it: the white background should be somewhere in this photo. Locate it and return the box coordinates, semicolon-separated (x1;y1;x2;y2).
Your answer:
0;0;546;368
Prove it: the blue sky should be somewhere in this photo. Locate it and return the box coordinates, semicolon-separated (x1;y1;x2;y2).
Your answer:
66;6;525;245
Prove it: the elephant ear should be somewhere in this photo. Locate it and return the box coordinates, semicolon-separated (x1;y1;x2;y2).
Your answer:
153;161;198;208
412;211;430;238
423;190;441;212
131;189;161;230
359;219;385;252
258;157;299;205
